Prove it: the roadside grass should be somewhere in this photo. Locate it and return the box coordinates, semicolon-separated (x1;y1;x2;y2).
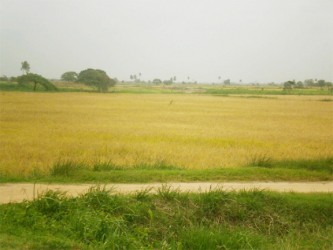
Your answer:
0;157;332;183
0;187;332;249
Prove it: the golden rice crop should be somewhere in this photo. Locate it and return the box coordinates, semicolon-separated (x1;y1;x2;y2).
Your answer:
0;92;332;175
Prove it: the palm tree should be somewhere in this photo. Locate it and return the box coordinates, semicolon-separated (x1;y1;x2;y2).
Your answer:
21;61;30;75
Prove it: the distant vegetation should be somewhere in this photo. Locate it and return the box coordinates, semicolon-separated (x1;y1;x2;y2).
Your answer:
1;80;332;96
17;73;57;91
77;68;116;93
60;68;117;92
0;62;117;93
1;62;332;95
2;62;332;94
1;61;58;92
20;61;30;74
61;71;78;82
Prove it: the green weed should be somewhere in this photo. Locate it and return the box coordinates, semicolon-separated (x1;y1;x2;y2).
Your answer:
180;226;267;250
0;159;332;183
248;154;273;168
157;184;181;201
134;162;183;170
0;189;332;249
92;161;122;171
319;98;333;102
50;161;83;177
248;157;333;173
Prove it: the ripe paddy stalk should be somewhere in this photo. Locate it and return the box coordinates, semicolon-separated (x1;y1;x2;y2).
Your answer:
0;92;332;176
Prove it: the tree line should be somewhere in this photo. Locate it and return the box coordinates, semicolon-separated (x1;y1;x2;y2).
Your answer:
1;61;332;93
0;61;116;93
283;79;332;91
62;69;116;92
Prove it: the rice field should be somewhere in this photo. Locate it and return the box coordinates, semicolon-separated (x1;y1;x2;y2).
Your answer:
0;91;332;176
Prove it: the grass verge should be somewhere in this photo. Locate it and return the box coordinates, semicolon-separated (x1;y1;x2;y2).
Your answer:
0;158;332;183
0;187;332;249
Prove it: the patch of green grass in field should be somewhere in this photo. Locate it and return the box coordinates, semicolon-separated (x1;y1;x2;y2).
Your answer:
0;187;332;249
55;166;331;183
204;87;279;95
0;158;331;183
319;98;333;102
203;87;332;96
113;86;183;94
247;156;333;172
0;82;34;92
0;81;94;93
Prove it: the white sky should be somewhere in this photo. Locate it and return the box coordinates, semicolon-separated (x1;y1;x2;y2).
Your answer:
0;0;332;83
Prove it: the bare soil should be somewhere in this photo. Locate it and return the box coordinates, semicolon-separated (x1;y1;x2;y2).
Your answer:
1;181;332;204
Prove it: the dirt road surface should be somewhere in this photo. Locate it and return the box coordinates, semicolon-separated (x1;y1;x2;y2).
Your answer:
1;182;333;204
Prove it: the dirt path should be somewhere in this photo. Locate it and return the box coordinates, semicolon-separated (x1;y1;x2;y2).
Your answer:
1;182;333;204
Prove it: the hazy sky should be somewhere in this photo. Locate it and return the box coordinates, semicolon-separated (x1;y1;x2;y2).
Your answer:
1;0;332;83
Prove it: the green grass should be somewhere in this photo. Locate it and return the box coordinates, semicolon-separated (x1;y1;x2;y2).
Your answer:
0;158;332;183
248;156;333;172
203;86;332;96
0;187;332;249
0;82;35;92
113;86;184;94
319;98;333;102
0;81;94;93
1;81;331;96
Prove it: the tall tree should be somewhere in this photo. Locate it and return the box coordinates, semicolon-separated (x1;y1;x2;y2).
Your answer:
224;79;231;85
21;61;30;75
283;80;295;93
61;71;78;82
317;80;326;88
78;68;116;92
17;73;57;91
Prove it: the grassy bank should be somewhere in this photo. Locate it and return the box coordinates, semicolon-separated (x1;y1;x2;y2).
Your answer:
0;187;332;249
1;158;332;183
